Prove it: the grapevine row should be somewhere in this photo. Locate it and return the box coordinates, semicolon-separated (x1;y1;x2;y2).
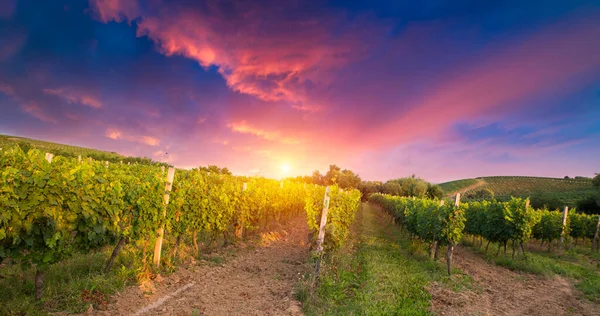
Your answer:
0;147;360;299
369;194;600;272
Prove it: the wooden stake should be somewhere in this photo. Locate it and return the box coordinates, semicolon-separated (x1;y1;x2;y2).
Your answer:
593;216;600;251
105;161;109;168
454;193;461;207
280;181;284;189
316;186;331;254
440;200;445;206
77;155;81;163
45;153;53;163
153;167;175;268
560;206;569;245
314;186;331;279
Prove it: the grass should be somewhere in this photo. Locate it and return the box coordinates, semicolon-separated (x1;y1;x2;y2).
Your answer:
462;237;600;301
0;232;218;315
438;179;480;194
438;176;595;207
0;134;123;160
299;203;472;315
0;246;140;315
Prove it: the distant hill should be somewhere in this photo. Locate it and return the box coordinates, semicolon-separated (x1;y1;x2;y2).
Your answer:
439;176;595;208
0;134;162;165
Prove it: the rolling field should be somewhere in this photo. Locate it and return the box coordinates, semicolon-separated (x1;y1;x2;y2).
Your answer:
0;134;124;160
439;176;595;206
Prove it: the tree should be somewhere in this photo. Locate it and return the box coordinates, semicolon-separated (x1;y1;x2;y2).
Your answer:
465;188;494;200
324;165;342;185
358;181;383;201
427;184;444;199
593;173;600;189
382;182;402;196
311;170;324;185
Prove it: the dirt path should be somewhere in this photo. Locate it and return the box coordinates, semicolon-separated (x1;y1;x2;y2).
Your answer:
430;245;600;315
95;217;310;316
445;179;486;197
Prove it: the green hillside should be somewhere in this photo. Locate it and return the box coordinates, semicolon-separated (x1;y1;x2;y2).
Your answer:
438;179;480;194
439;176;595;208
0;134;160;165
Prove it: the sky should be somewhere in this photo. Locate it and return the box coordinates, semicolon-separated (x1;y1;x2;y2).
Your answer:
0;0;599;182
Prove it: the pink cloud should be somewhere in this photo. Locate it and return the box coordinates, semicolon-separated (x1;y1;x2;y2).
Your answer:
104;128;160;146
89;0;382;107
20;103;58;124
43;87;103;109
351;14;600;149
0;0;16;18
227;120;299;144
0;83;15;97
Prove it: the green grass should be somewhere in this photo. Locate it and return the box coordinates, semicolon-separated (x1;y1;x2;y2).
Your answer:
438;176;595;207
0;246;141;315
463;238;600;301
0;134;123;159
300;203;472;315
438;179;480;194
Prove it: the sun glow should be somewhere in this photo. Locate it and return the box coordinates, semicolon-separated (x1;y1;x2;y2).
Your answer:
280;163;291;175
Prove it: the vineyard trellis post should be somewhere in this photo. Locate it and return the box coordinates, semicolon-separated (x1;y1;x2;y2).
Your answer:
593;215;600;251
560;206;569;245
446;193;460;275
236;182;248;239
314;186;331;278
153;167;176;268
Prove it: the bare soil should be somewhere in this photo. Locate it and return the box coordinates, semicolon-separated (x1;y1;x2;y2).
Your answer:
93;217;310;316
429;245;600;316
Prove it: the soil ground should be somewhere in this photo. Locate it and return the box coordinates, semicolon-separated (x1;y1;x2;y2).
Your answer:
92;217;310;316
429;244;600;315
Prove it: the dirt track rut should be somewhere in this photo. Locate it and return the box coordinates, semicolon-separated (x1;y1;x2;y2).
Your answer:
95;217;310;316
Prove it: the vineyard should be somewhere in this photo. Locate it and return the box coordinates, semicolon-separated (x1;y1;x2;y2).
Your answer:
0;134;159;166
369;193;600;268
438;176;595;206
0;146;360;312
437;179;480;194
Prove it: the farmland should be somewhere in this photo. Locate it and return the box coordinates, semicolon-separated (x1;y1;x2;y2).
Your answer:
439;176;595;207
1;138;599;315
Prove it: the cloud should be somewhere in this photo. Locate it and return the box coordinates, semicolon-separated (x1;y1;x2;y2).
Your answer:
104;128;160;146
0;83;15;97
352;14;600;148
227;120;299;144
21;103;58;124
0;0;16;18
43;87;103;109
89;0;382;106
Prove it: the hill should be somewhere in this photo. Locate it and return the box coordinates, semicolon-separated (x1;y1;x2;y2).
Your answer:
0;134;160;165
439;176;595;208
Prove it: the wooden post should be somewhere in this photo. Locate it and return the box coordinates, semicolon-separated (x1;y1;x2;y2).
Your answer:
153;167;175;268
236;183;248;238
316;186;331;254
592;216;600;251
77;155;81;163
45;153;53;163
280;181;284;189
440;200;445;206
560;206;569;245
105;161;109;168
446;193;461;275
